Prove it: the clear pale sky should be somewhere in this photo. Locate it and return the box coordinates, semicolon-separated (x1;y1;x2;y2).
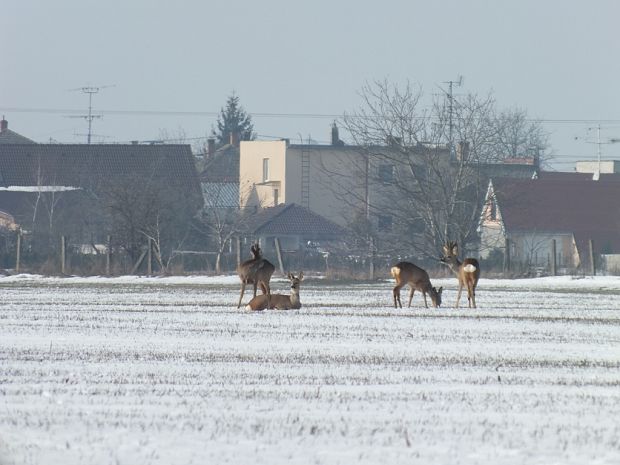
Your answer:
2;0;619;170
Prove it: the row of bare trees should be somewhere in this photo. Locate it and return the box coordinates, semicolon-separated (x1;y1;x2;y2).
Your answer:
0;171;201;275
333;79;549;261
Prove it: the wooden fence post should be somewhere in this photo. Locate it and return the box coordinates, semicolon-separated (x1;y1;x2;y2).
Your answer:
274;237;285;274
589;239;596;276
551;239;557;276
368;237;375;280
61;236;66;275
504;237;511;275
15;231;21;273
236;236;241;268
106;235;111;276
147;238;152;277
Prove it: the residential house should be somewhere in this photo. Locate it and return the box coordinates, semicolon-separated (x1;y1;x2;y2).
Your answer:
479;172;620;271
199;136;240;208
240;203;344;270
239;125;451;231
0;143;202;258
240;127;539;248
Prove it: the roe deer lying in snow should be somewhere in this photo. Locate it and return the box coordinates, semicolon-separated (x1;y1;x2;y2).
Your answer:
440;241;480;308
391;262;442;308
236;243;275;308
245;272;303;311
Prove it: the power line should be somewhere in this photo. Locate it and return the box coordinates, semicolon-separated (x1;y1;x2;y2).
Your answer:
2;105;620;124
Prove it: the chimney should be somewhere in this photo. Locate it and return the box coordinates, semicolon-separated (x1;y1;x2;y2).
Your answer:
331;122;344;146
456;141;470;162
0;116;7;132
207;138;216;157
331;122;339;145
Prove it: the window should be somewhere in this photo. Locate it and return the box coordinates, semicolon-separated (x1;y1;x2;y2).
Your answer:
262;158;269;182
378;214;392;231
378;164;394;184
273;188;279;206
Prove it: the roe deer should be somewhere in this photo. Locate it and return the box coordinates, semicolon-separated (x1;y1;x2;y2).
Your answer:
440;241;480;308
236;243;275;308
391;262;443;308
245;272;303;311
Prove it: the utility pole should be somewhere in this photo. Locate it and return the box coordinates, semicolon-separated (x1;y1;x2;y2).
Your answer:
68;85;114;144
582;124;620;180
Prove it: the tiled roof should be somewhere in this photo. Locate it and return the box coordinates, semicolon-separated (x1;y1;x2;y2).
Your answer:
200;144;239;183
244;203;344;239
491;175;620;256
0;129;36;145
202;182;239;208
0;144;201;198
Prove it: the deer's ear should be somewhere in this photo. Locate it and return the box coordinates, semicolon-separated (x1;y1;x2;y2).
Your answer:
437;286;443;294
287;272;293;280
298;272;304;280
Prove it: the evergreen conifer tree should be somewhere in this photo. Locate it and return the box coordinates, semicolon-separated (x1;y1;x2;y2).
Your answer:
212;93;255;145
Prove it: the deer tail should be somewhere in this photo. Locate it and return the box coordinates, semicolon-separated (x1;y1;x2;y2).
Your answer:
390;266;401;279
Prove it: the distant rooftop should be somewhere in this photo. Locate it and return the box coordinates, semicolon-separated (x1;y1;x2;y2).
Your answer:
0;117;36;145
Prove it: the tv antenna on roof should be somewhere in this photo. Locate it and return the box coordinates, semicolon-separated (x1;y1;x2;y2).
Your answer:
437;76;463;157
67;84;115;144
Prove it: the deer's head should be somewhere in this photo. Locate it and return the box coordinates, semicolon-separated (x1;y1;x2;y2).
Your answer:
440;241;459;265
287;272;303;291
250;242;262;259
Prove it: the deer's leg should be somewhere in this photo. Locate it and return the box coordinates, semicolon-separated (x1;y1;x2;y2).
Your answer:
421;292;429;308
393;285;403;308
455;284;463;308
407;287;416;308
237;282;246;308
252;282;258;298
469;285;476;308
263;281;272;307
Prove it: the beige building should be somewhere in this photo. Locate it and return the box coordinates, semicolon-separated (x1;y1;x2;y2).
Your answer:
240;139;377;228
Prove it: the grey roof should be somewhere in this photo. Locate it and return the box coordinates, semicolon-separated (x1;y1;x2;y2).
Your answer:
0;144;201;196
244;203;344;239
200;144;239;183
202;182;239;208
0;129;36;145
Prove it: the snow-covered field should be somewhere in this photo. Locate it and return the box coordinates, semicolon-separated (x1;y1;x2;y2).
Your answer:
1;274;620;465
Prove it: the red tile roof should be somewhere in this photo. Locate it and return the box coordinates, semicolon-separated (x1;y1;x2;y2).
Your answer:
491;175;620;256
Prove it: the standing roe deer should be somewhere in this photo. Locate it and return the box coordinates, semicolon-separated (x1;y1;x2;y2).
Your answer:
236;242;275;308
391;262;443;308
440;241;480;308
245;272;303;311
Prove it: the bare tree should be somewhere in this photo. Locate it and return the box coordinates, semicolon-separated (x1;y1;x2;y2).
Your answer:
195;180;264;274
491;108;550;164
104;174;197;273
339;79;549;259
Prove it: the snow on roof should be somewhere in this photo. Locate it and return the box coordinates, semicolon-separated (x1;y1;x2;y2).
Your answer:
0;186;81;192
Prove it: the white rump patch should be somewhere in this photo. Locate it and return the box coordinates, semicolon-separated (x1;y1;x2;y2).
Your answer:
245;304;252;311
463;264;477;273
